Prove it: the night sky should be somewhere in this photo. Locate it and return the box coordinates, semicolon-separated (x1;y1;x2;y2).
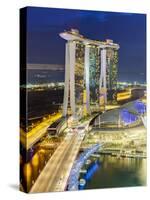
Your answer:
26;6;146;83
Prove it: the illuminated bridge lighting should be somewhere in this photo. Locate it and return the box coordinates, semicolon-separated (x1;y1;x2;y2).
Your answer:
120;109;138;126
134;100;146;115
67;144;101;191
84;161;100;180
79;161;100;190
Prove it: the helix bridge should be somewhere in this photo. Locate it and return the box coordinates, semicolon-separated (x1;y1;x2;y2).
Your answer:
67;143;101;191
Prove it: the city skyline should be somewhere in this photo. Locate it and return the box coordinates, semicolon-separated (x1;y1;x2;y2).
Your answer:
20;7;147;193
27;7;146;83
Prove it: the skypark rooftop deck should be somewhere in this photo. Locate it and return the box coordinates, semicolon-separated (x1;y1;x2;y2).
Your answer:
60;29;119;49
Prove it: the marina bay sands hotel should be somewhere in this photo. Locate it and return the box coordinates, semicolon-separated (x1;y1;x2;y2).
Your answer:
60;29;120;118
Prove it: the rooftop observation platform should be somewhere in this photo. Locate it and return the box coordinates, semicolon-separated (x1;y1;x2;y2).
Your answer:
59;29;119;49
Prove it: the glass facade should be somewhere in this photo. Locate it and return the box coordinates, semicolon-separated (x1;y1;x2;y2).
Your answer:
106;48;118;90
89;45;100;106
120;109;138;126
71;42;118;116
74;41;85;115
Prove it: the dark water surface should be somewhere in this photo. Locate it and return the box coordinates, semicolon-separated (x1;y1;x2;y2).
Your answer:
81;155;146;190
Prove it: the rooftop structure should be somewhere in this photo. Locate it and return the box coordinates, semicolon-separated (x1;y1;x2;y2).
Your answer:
60;29;119;49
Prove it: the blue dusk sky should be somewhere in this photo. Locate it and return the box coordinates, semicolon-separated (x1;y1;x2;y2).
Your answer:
26;6;146;83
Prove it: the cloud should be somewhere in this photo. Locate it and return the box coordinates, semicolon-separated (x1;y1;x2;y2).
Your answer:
27;63;64;71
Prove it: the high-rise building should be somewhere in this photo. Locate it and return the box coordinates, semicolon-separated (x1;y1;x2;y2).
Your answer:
89;45;100;110
74;41;85;116
60;29;119;118
106;41;118;90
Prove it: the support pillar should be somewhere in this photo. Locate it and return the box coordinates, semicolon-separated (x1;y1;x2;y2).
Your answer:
84;45;90;115
63;43;70;116
100;48;107;111
69;42;76;117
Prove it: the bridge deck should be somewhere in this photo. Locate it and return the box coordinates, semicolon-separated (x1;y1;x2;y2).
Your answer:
20;113;62;150
30;124;87;192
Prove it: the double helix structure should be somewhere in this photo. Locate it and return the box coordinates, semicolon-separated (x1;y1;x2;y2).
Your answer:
67;143;101;191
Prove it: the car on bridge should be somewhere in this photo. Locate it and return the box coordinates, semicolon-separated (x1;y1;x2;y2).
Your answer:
78;126;85;130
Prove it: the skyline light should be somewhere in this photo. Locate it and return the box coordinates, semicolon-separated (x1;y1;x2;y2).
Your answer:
20;7;147;193
27;7;146;83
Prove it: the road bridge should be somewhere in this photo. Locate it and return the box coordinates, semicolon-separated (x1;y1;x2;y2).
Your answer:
30;117;96;193
20;113;62;150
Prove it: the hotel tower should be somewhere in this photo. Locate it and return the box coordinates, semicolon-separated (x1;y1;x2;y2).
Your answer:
60;29;119;118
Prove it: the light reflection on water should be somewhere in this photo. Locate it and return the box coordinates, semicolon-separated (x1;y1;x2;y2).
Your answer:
79;155;146;190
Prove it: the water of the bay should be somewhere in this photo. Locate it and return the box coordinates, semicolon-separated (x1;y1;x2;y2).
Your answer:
80;155;146;190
